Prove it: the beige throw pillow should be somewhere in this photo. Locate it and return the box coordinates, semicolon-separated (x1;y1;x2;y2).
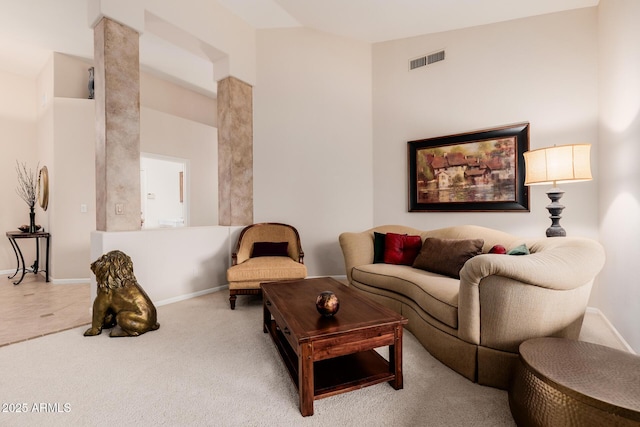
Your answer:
412;237;484;279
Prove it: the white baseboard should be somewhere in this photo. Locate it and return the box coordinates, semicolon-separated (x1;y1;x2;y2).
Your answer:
1;269;89;285
50;278;90;285
151;276;347;307
585;306;635;354
155;284;228;307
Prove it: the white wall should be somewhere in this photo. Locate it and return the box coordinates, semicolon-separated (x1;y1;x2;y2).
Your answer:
141;72;216;127
140;108;217;227
372;8;599;239
141;155;186;228
254;28;373;276
596;0;640;353
145;0;256;85
0;70;38;271
90;226;234;307
50;98;96;280
35;55;55;272
53;53;92;99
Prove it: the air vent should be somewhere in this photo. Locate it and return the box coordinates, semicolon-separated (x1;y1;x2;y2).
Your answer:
409;49;445;70
409;56;427;70
428;50;445;64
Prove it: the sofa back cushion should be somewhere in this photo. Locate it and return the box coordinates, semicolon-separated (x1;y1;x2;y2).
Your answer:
413;237;484;279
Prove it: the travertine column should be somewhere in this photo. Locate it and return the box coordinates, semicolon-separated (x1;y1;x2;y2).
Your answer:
94;18;141;231
217;76;253;225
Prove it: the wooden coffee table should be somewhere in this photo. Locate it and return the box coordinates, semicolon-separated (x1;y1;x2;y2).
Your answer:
261;277;408;417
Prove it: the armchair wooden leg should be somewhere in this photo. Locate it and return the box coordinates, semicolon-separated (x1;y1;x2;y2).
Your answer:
229;288;261;310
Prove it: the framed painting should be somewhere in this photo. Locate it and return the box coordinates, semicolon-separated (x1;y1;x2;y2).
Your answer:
408;122;530;212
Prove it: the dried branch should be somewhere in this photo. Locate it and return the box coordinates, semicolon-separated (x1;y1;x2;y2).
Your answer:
15;160;38;208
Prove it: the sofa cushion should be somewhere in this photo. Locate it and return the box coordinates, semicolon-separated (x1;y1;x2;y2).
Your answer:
383;233;422;265
251;241;289;257
352;263;459;329
227;257;307;284
413;237;484;279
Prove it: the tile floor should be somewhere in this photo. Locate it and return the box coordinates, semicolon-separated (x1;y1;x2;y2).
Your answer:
0;273;90;347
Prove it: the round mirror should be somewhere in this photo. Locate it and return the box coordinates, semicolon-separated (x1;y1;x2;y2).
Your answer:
38;166;49;211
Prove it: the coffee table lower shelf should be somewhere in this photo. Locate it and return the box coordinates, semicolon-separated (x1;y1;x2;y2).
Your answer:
267;320;395;400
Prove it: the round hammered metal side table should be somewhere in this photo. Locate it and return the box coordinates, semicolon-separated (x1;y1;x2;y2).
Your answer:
509;337;640;427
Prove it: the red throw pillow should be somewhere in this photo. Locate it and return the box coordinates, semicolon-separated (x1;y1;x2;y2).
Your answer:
383;233;422;265
489;244;507;254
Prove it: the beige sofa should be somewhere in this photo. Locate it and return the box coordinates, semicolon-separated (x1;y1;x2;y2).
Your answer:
339;225;605;389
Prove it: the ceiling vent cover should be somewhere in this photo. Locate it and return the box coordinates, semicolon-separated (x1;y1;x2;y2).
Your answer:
409;49;445;70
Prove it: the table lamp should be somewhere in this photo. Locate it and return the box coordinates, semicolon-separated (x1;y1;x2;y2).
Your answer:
523;144;592;237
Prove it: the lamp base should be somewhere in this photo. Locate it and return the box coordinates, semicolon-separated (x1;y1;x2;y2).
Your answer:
545;187;566;237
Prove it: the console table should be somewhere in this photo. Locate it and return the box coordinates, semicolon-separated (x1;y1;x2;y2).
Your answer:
5;231;50;285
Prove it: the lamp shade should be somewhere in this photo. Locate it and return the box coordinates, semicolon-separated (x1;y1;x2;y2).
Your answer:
524;144;592;186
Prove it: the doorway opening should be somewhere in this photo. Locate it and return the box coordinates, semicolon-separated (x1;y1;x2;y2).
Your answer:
140;153;189;229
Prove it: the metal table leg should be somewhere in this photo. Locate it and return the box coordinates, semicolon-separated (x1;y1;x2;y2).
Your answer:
7;236;27;285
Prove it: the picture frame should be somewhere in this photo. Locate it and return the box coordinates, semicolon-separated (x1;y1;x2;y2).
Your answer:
408;122;530;212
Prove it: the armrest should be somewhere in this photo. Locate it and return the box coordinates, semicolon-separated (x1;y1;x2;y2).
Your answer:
458;237;605;348
339;231;375;284
462;237;605;290
339;225;425;284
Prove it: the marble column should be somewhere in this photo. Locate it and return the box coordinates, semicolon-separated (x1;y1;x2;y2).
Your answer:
217;76;253;226
93;17;141;231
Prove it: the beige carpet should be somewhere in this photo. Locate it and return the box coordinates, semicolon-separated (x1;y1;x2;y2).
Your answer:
0;290;516;426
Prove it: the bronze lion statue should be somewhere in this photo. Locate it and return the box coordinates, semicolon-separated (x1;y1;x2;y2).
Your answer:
84;250;160;337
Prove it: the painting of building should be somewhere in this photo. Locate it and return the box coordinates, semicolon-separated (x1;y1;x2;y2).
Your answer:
416;137;516;203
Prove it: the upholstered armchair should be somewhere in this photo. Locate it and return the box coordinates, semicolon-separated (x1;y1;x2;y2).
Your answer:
227;223;307;309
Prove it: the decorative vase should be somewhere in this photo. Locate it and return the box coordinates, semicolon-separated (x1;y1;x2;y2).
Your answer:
29;205;36;233
88;67;95;99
